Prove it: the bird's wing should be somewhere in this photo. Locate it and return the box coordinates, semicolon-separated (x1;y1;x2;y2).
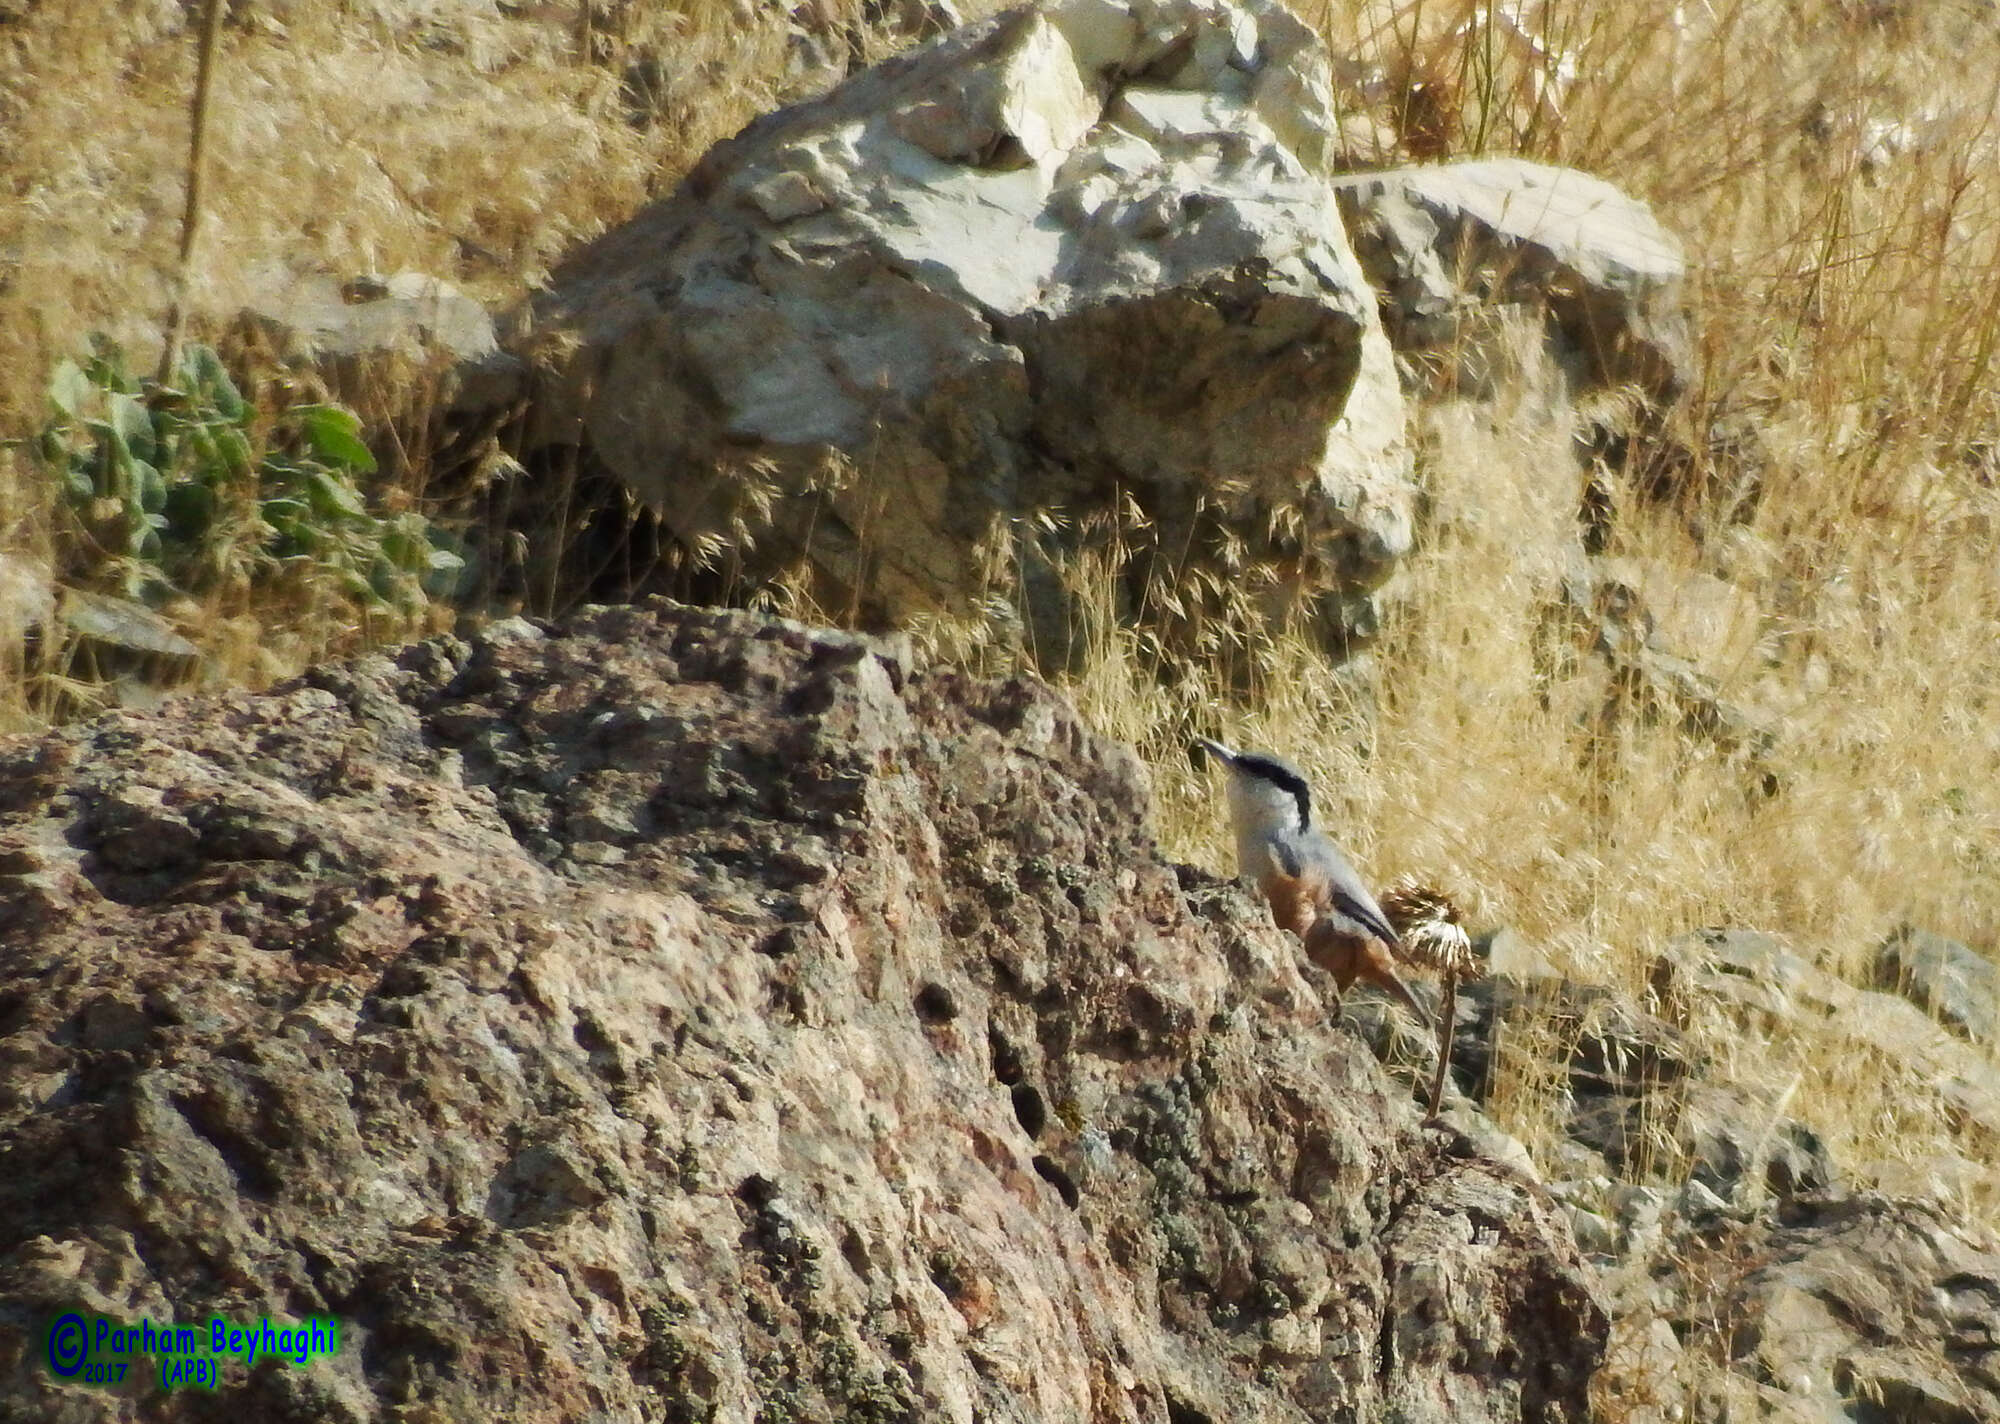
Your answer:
1330;887;1401;948
1317;841;1401;947
1261;837;1302;881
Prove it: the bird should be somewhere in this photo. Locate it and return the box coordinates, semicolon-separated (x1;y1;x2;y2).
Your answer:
1195;737;1430;1025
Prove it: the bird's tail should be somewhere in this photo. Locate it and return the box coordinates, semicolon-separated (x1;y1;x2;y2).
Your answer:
1361;949;1433;1028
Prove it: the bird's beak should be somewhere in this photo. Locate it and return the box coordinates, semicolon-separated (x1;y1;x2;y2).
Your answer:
1194;737;1237;766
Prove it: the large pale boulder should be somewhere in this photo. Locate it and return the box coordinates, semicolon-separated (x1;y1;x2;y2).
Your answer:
533;0;1412;646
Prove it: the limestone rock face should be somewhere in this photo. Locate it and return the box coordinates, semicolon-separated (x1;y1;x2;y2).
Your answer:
1336;158;1692;401
0;600;1600;1422
533;0;1412;638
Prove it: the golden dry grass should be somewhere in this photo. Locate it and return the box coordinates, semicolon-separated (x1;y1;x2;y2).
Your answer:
2;0;1997;1223
0;0;870;720
0;0;829;439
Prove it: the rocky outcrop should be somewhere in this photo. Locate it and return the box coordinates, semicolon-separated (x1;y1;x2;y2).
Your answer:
1657;929;2000;1150
1877;925;2000;1045
1346;921;2000;1421
1534;553;1778;765
1600;1192;2000;1424
0;600;1602;1422
531;0;1413;652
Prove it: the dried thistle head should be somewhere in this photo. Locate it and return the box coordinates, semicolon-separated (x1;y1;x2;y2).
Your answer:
1380;874;1480;979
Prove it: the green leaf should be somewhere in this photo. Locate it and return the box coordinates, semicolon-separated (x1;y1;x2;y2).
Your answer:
107;391;156;464
82;347;135;395
214;427;254;478
134;460;167;514
87;420;136;499
379;520;427;568
340;566;381;605
181;345;246;422
301;465;369;520
297;405;377;473
185;425;219;481
49;359;90;418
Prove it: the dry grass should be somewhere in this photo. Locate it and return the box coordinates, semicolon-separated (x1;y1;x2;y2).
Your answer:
0;0;909;717
1080;0;2000;1258
0;0;946;445
2;0;1997;1266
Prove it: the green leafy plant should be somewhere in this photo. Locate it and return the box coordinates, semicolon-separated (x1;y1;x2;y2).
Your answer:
29;337;462;619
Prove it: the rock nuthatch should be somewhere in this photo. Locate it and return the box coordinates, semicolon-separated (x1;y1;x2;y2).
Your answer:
1196;737;1428;1024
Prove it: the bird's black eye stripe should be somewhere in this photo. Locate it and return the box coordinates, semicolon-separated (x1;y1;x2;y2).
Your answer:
1233;754;1312;828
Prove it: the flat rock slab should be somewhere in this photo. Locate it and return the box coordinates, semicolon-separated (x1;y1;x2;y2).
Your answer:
237;268;523;412
0;601;1601;1422
1643;1193;2000;1422
1336;157;1691;400
1876;925;2000;1045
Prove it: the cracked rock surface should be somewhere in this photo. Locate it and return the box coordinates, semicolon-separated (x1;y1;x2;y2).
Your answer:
0;600;1601;1421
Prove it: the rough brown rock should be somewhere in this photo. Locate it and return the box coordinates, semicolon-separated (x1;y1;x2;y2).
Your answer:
0;600;1602;1421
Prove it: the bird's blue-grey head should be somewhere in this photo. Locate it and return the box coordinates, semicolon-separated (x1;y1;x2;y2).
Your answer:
1196;737;1312;837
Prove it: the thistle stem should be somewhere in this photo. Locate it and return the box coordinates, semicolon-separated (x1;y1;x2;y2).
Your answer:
1426;971;1458;1120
